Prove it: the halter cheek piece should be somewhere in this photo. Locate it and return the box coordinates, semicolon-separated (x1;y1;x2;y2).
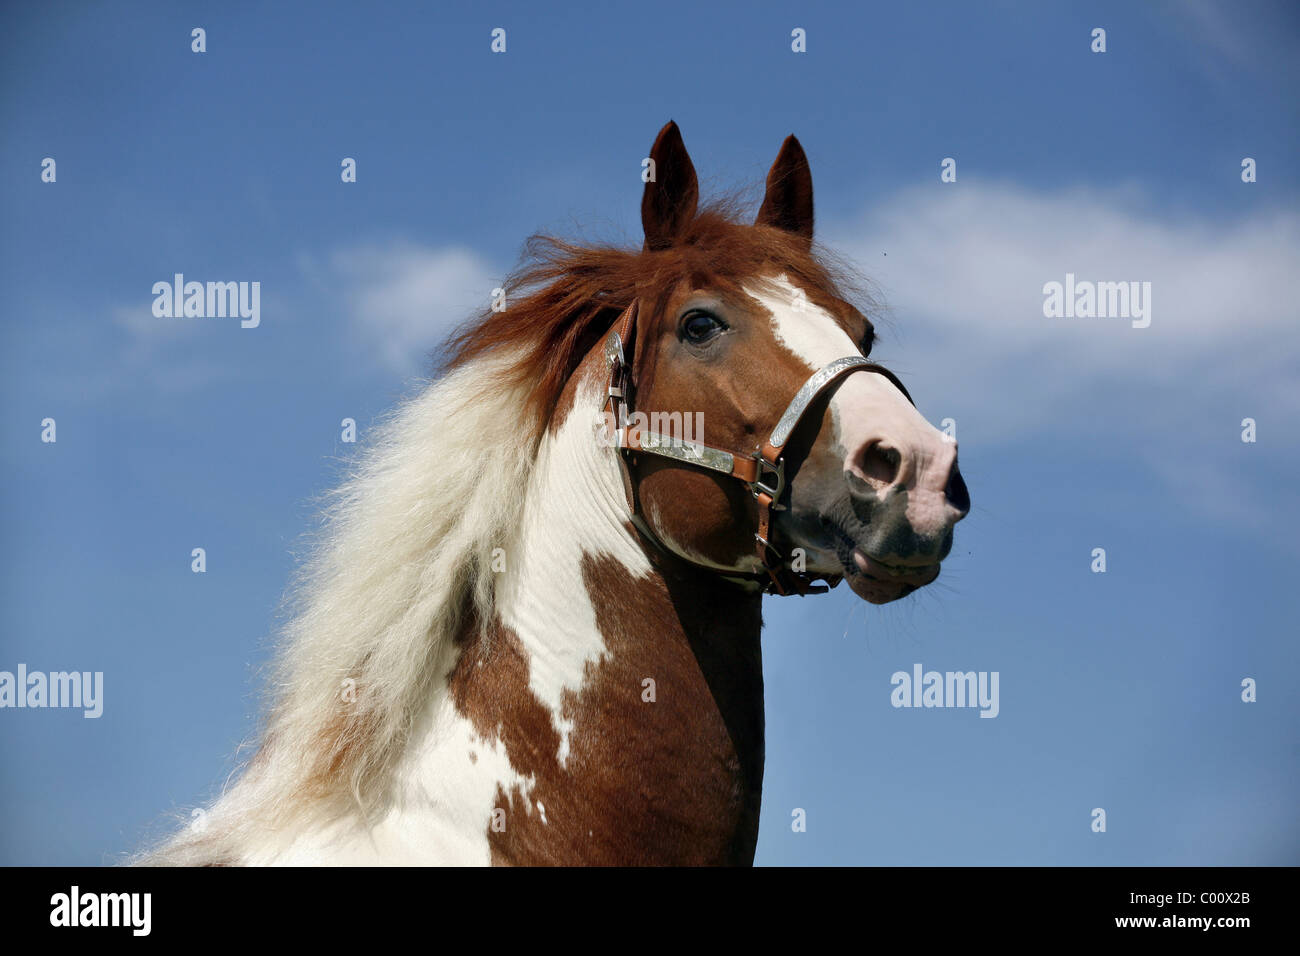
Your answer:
602;299;914;596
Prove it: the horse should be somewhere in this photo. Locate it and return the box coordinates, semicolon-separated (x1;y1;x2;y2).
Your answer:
142;121;969;866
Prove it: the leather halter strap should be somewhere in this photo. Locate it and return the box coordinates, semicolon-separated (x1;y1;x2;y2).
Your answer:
602;299;911;596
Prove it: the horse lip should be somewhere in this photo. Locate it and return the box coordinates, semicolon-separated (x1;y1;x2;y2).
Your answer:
818;521;941;587
851;550;939;585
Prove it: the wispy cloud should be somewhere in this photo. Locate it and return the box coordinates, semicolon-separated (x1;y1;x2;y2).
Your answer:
1165;0;1300;77
327;242;501;376
32;305;237;401
827;181;1300;446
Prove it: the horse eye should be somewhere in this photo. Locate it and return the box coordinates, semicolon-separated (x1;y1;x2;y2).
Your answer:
682;311;725;344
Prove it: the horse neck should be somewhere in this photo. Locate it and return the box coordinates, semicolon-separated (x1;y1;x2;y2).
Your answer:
440;357;768;864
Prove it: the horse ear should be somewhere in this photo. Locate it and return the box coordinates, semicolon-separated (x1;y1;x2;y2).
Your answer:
756;135;814;246
642;121;699;251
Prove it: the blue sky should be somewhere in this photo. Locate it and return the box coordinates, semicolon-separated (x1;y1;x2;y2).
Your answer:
1;0;1297;865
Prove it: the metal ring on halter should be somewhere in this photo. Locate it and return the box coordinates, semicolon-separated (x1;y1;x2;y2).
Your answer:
755;532;782;562
750;453;786;508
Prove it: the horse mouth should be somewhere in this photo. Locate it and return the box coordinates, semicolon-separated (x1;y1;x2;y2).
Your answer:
818;520;943;602
841;550;939;603
851;550;940;586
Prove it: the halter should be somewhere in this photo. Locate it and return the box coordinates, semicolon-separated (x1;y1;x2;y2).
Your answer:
602;300;914;596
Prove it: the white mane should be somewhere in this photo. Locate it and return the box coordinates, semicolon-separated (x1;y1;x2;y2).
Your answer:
141;351;537;865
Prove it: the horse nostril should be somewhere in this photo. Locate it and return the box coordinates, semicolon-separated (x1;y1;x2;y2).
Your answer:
945;465;970;516
859;441;901;486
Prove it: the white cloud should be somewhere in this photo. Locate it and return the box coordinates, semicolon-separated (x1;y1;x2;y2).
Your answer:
825;182;1300;446
329;242;500;376
56;306;233;398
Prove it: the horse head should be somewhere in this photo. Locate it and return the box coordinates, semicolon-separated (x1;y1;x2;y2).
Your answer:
612;121;970;603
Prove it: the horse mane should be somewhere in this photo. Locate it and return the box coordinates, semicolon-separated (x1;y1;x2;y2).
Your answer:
141;197;864;864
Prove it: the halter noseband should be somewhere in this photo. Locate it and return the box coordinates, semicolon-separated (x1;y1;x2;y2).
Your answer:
602;299;912;596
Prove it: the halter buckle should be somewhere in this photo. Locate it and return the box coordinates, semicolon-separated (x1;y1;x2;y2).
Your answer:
751;453;786;510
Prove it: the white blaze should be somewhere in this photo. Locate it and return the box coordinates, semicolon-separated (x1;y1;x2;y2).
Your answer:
749;276;957;537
